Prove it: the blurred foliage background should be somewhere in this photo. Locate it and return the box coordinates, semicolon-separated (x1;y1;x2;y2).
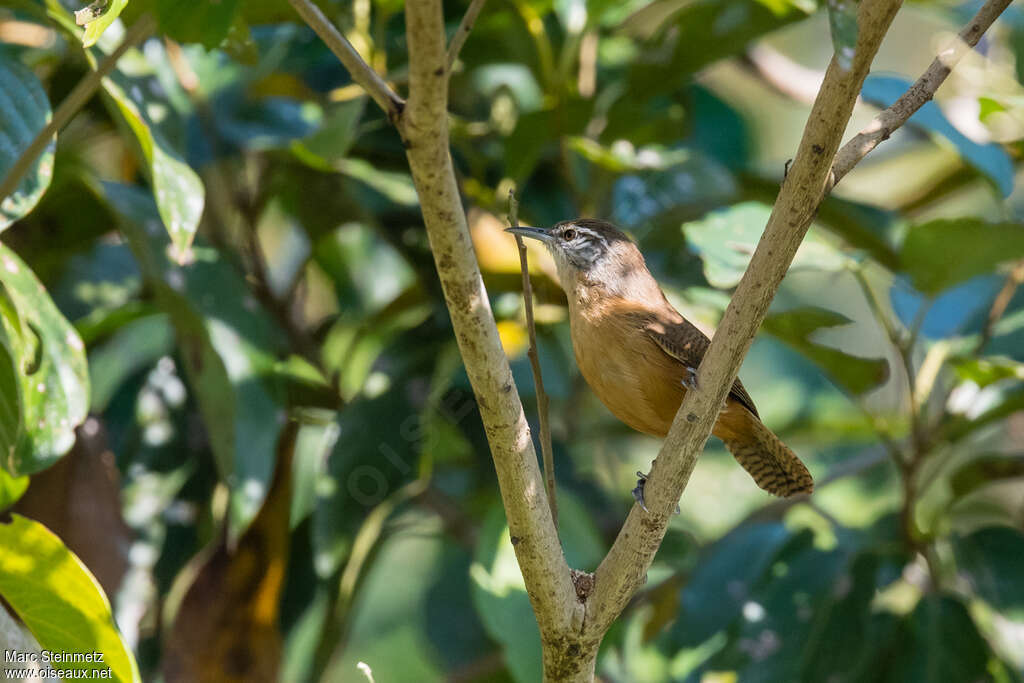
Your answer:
1;0;1024;681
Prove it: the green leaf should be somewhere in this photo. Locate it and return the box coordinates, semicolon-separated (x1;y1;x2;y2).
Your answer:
471;494;604;683
0;245;90;475
900;218;1024;296
949;355;1024;388
683;202;851;288
0;55;54;231
762;307;890;395
105;183;283;540
618;0;811;96
948;453;1024;500
80;0;130;48
0;469;28;510
669;522;793;648
825;0;858;70
0;514;140;683
883;594;991;682
953;526;1024;619
98;45;205;259
87;313;174;411
861;76;1015;197
154;0;242;48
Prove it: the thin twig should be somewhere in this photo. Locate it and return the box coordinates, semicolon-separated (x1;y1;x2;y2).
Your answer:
446;0;487;71
286;0;405;126
0;15;155;204
830;0;1013;187
509;190;558;530
977;260;1024;354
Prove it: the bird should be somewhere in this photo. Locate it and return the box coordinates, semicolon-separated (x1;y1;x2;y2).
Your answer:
506;218;813;501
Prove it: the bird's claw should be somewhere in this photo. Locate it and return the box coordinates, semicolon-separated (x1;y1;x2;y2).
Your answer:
683;366;699;391
632;471;680;515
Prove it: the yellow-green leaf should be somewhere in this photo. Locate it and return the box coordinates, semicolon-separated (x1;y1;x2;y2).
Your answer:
0;514;140;683
80;0;130;48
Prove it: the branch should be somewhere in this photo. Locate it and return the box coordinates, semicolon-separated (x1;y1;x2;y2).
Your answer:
286;0;405;125
401;0;575;645
509;190;558;530
446;0;488;71
831;0;1012;186
0;15;154;204
585;0;904;635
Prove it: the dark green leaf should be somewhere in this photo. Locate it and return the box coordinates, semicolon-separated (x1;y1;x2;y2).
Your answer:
862;76;1015;197
900;218;1024;296
762;307;890;395
953;526;1024;619
0;55;54;231
882;594;991;683
154;0;242;48
87;313;174;411
948;453;1024;499
669;522;792;648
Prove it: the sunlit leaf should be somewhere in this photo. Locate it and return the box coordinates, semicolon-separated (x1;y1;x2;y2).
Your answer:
0;514;140;682
97;44;205;259
861;76;1015;197
762;307;889;395
0;245;89;475
683;202;851;288
0;55;54;231
0;469;28;510
80;0;130;48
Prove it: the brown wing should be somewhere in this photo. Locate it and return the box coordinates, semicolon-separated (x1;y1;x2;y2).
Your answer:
645;320;760;418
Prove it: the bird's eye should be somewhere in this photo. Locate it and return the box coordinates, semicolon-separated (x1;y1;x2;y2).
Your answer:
562;229;577;240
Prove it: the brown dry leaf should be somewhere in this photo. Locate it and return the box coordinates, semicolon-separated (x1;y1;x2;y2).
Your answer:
161;421;298;683
13;420;132;598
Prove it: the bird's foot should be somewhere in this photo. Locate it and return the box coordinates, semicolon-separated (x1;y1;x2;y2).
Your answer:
682;366;699;390
632;471;680;515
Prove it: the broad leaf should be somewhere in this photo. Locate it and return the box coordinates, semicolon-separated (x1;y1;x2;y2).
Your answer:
762;307;889;395
0;514;140;682
105;183;283;540
861;76;1015;197
80;0;130;48
882;595;991;682
900;219;1024;296
0;245;89;475
668;522;793;648
154;0;242;49
826;0;859;70
0;55;54;231
683;202;851;288
97;43;205;259
953;526;1024;619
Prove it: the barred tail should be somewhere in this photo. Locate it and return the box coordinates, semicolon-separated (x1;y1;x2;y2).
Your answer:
715;406;813;497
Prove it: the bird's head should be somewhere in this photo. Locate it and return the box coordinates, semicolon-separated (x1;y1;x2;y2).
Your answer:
505;218;641;294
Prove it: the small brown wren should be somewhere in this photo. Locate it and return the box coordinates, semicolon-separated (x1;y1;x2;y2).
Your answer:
506;218;813;498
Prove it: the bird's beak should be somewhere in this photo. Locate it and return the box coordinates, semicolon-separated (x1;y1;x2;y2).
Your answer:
505;226;553;243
